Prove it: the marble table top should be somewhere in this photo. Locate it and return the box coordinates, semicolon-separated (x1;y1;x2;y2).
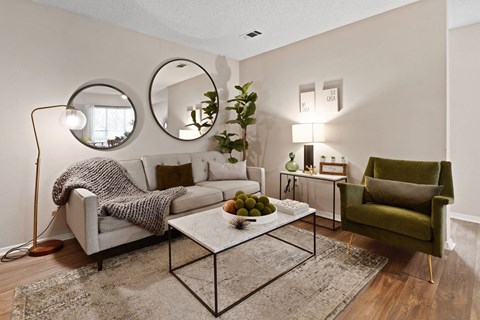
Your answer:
168;204;315;253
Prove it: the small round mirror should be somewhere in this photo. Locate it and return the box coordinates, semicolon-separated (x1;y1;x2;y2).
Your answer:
68;84;137;149
149;59;218;140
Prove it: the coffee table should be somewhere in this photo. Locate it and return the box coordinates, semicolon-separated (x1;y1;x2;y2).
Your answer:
168;204;316;317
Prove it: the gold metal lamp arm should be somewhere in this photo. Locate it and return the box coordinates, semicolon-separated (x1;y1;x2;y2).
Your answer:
29;105;74;256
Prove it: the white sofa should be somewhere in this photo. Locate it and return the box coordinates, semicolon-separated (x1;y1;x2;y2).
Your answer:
65;151;265;270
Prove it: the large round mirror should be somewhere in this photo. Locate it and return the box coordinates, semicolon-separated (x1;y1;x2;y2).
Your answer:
149;58;218;140
68;84;137;149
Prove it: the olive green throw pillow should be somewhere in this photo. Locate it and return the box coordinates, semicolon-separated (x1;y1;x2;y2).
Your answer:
156;163;194;191
365;177;443;214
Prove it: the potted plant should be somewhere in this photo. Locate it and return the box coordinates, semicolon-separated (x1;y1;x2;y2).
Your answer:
320;155;326;162
330;156;336;163
214;81;258;163
185;91;218;134
213;130;244;163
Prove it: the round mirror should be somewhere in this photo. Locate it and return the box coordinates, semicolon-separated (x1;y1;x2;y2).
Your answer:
68;84;137;149
149;59;218;140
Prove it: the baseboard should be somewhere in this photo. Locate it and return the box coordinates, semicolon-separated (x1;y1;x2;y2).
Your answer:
315;210;341;222
450;212;480;224
0;232;74;256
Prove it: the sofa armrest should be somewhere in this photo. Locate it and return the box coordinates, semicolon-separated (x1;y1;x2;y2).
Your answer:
247;166;265;194
66;188;100;255
337;182;365;220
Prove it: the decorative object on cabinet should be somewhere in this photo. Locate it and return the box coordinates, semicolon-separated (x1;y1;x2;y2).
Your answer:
292;123;325;171
320;162;347;176
68;84;136;150
149;58;218;141
285;152;299;172
29;105;86;256
214;81;257;163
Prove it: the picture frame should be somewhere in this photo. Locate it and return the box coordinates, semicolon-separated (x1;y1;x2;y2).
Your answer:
319;162;347;176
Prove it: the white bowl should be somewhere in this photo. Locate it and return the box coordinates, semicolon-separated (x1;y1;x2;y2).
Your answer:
222;209;277;225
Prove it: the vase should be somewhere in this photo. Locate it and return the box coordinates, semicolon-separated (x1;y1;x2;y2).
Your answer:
285;152;299;172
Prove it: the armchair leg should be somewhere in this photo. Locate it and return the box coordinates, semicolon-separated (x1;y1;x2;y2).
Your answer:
427;254;434;284
346;233;354;254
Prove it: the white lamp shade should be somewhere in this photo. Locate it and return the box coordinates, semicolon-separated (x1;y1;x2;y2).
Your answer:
292;123;325;143
59;108;87;130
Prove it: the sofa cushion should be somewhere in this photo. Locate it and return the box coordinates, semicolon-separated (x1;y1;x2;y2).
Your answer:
141;154;192;190
365;177;443;214
156;163;194;190
98;215;133;233
373;158;441;185
171;185;223;214
208;160;247;181
119;159;147;190
191;151;226;183
196;180;260;200
346;204;432;241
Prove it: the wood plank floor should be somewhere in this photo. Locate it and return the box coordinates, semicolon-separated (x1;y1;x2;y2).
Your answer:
0;218;478;320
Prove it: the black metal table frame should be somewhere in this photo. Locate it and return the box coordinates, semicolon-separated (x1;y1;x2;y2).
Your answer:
279;172;347;230
168;212;316;318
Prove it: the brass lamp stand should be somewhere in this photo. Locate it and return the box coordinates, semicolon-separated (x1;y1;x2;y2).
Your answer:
28;105;86;257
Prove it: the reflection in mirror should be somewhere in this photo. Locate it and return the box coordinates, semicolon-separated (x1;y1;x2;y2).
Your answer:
149;59;218;140
68;84;136;149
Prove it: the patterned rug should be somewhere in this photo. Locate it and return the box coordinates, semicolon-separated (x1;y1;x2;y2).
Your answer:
11;226;387;320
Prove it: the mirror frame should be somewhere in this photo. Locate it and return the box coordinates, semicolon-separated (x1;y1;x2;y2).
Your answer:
148;58;219;141
68;83;137;150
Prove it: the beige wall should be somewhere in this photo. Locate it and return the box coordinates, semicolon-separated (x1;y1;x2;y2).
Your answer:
0;0;239;249
240;0;447;214
449;22;480;221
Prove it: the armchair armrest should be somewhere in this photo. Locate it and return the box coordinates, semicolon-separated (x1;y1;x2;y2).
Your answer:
66;188;100;255
430;195;452;257
337;182;365;220
247;166;265;194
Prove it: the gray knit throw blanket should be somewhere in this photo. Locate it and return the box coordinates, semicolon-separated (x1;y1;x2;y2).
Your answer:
52;157;186;235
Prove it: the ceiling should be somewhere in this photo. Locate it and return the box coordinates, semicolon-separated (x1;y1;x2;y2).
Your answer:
30;0;480;61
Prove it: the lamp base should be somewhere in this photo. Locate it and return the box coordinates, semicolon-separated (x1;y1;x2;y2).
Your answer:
28;240;64;257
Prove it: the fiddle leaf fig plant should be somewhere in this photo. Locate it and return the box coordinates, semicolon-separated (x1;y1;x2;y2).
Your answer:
185;91;218;134
224;81;257;161
213;130;244;163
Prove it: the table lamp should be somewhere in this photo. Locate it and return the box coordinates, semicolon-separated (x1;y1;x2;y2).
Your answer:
29;105;86;256
292;123;325;171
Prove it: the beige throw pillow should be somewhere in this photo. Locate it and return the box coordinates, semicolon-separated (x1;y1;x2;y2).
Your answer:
208;160;247;181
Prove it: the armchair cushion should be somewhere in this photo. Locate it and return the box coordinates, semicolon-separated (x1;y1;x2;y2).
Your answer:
373;158;441;185
346;204;432;241
365;177;443;214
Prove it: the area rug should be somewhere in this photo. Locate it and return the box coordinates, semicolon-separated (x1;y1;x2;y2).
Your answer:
11;226;387;320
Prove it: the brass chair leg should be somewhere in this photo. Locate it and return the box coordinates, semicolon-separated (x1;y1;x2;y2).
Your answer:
427;254;434;284
346;233;354;254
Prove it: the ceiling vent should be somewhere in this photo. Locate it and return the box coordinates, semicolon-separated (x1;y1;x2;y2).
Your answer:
240;30;262;39
176;63;187;68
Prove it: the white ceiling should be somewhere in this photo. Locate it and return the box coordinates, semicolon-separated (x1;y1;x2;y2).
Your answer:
448;0;480;29
30;0;480;60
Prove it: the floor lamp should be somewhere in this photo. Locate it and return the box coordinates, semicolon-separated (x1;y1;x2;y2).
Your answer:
28;105;86;257
292;123;325;171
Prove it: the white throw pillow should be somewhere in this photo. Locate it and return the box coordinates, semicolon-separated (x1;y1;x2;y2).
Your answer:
208;160;248;181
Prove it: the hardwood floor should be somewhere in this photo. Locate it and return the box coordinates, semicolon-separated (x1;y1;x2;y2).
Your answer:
0;218;478;319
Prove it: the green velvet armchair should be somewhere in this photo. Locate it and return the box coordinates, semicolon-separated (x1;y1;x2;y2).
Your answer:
337;157;454;283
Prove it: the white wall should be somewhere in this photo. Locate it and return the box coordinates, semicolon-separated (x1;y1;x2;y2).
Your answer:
0;0;239;248
449;22;480;221
240;0;447;214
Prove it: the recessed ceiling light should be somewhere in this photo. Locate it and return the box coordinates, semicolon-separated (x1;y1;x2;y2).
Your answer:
120;94;128;100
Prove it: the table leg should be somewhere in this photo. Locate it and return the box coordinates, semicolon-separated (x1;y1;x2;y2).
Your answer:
313;212;316;255
168;225;172;271
214;253;218;316
332;181;336;230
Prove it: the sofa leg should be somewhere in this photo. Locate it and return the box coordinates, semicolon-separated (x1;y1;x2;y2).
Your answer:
96;253;104;271
346;233;354;254
427;254;434;284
